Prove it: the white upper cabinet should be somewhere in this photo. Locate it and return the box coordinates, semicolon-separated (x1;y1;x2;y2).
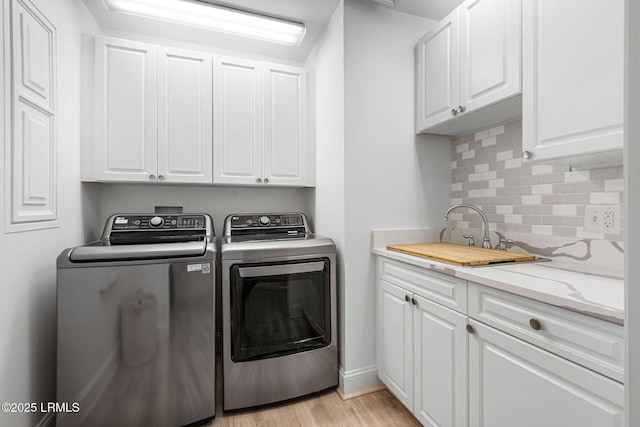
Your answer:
416;0;521;136
213;57;262;185
213;60;309;187
94;37;213;184
157;47;213;183
94;37;157;182
522;0;623;169
263;63;308;187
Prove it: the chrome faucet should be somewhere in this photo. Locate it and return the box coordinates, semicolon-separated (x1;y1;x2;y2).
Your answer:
443;204;492;249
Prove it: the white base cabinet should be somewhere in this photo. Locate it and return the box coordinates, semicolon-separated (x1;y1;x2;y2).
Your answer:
376;258;468;426
375;256;625;426
469;319;624;427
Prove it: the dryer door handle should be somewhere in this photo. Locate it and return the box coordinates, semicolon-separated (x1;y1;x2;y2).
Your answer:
238;261;325;278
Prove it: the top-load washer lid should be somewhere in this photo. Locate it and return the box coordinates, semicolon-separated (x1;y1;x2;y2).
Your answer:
68;213;214;262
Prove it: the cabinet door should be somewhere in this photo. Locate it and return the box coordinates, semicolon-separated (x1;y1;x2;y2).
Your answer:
213;56;262;185
377;279;413;410
522;0;623;168
458;0;521;113
157;47;212;184
94;37;157;182
263;63;307;186
413;295;468;427
7;0;57;229
416;8;459;132
469;320;625;427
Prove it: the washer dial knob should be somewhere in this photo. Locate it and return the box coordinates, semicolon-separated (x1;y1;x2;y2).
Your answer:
149;216;164;227
259;216;270;226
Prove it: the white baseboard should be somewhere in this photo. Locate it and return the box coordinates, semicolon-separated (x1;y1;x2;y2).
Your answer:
339;364;383;396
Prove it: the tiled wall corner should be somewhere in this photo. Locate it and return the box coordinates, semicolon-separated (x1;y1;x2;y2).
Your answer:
451;120;624;241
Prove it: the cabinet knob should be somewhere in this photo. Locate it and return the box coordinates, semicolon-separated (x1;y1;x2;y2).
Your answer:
256;178;262;184
522;151;532;160
451;108;458;116
158;175;165;182
149;174;156;181
529;319;541;331
264;178;269;184
411;297;417;306
457;105;465;114
405;295;410;302
466;324;474;334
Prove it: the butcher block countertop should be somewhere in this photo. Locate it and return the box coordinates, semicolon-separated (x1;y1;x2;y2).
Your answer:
386;242;536;266
372;230;623;325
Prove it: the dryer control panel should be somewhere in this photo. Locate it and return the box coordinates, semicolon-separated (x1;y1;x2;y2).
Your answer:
110;214;206;231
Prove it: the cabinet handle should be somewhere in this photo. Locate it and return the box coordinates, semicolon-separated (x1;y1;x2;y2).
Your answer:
158;175;165;182
529;319;541;331
451;108;458;116
457;105;465;114
522;151;532;160
411;297;417;306
404;295;410;302
149;174;156;181
264;178;269;184
256;178;262;184
466;324;474;334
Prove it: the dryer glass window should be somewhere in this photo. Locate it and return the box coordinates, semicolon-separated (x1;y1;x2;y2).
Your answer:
230;258;331;362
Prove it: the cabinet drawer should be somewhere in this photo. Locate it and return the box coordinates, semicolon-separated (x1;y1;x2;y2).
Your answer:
377;257;467;313
468;283;624;382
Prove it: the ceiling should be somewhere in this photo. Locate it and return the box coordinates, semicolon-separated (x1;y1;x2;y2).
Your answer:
82;0;462;62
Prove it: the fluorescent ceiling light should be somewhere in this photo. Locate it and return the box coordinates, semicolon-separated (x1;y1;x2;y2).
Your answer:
102;0;307;46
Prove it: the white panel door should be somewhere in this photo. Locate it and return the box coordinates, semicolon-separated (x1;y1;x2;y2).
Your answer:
458;0;521;113
469;320;625;427
94;36;157;182
376;279;413;410
7;0;57;228
416;8;459;131
213;56;262;185
522;0;623;167
263;63;307;186
413;295;468;427
157;47;212;184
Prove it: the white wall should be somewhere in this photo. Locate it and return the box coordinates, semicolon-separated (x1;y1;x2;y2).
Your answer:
0;0;101;425
98;185;311;237
304;1;346;369
625;0;640;423
339;0;452;394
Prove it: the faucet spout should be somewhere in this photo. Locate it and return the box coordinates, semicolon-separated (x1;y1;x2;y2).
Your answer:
443;204;492;249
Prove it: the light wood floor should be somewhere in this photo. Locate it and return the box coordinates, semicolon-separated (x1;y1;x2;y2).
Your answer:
205;388;421;427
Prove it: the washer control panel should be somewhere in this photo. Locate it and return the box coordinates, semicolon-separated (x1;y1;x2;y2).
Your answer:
110;214;206;231
230;213;305;229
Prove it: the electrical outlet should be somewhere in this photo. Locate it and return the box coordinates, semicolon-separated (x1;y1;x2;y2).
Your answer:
584;205;621;234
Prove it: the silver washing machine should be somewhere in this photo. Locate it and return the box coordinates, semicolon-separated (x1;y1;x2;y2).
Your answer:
56;213;216;427
221;212;338;410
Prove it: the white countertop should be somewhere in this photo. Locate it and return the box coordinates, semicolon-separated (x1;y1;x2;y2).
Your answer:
372;240;624;325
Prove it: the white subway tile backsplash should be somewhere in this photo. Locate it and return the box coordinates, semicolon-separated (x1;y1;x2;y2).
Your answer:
531;184;553;195
475;163;490;173
590;192;621;204
531;165;554;175
605;179;624;192
450;120;623;240
553;205;577;216
564;170;591;182
522;195;542;205
482;136;497;147
504;158;522;169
